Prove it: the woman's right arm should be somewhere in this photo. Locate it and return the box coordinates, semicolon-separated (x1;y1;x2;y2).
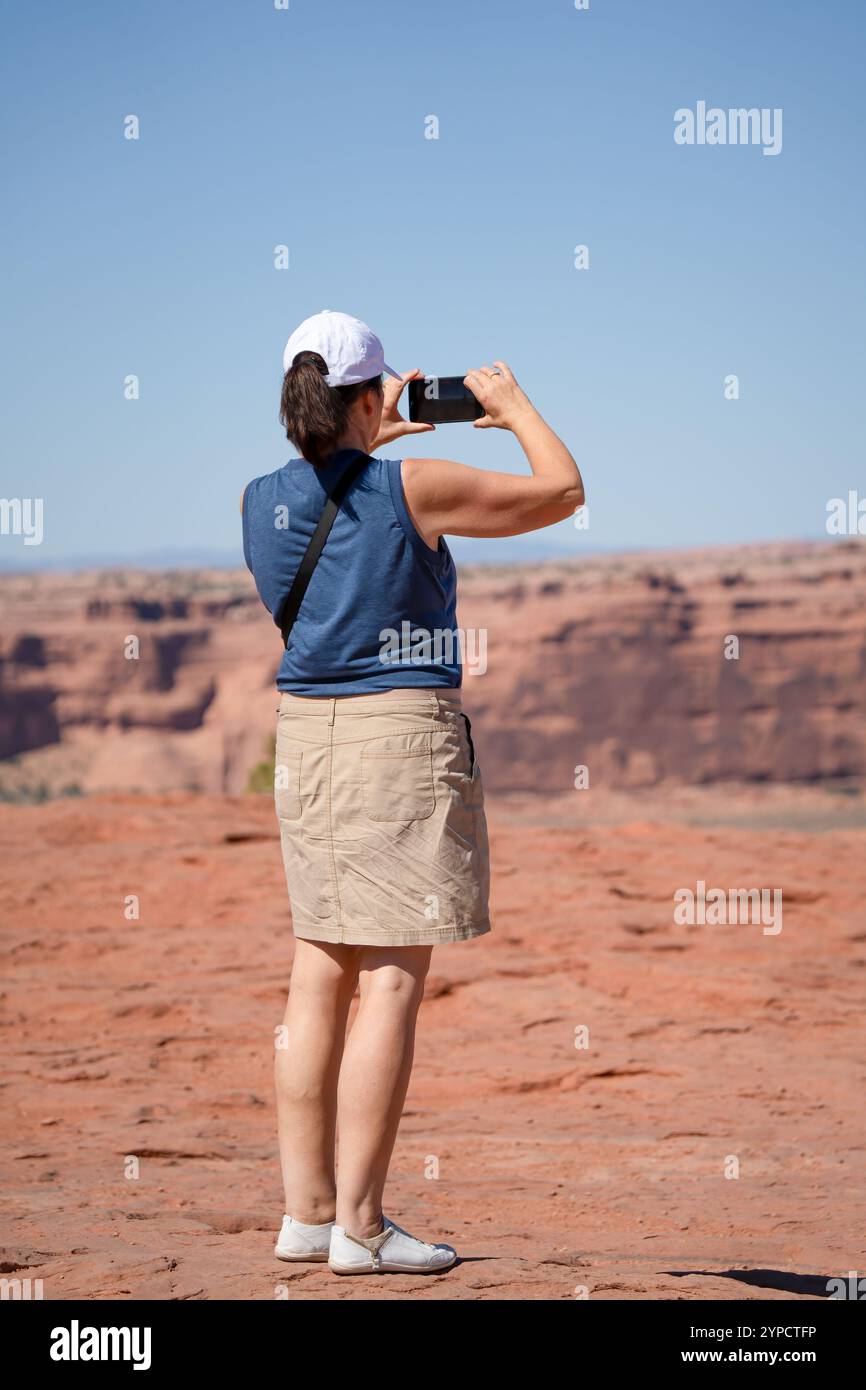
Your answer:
401;361;584;541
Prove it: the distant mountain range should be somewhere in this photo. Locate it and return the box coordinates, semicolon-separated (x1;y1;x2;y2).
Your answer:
0;536;610;573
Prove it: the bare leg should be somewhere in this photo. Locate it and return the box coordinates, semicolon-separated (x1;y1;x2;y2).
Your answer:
335;944;433;1238
275;938;359;1223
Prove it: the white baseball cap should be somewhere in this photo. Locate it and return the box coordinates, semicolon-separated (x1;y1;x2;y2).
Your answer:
282;309;400;387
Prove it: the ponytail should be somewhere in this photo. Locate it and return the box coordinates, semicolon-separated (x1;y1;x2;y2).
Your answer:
279;351;382;466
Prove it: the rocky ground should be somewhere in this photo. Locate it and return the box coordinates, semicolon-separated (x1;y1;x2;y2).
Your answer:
2;787;863;1301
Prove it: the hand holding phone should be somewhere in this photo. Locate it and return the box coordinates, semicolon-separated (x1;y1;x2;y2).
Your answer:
373;368;437;450
463;362;534;430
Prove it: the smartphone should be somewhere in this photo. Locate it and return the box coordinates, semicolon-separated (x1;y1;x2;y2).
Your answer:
407;375;484;424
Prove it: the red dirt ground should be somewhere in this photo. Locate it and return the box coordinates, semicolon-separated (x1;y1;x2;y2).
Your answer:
1;790;863;1300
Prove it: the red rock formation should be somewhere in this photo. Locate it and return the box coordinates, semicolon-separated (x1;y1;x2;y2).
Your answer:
0;540;864;797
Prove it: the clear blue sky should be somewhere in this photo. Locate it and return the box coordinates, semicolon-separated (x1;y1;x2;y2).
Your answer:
2;0;864;568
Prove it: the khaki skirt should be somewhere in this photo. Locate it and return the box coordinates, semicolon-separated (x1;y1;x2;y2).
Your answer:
274;687;491;946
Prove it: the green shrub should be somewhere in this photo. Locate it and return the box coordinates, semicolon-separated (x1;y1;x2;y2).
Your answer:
245;735;277;794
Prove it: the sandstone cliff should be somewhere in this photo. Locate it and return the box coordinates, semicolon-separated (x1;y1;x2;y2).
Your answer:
0;540;863;798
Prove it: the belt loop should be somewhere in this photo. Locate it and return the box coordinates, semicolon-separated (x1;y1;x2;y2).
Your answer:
328;697;336;726
428;690;438;712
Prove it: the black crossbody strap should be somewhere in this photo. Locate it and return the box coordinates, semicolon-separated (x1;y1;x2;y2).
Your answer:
277;452;370;649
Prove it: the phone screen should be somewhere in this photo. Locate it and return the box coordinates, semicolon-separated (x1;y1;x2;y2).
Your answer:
407;376;484;424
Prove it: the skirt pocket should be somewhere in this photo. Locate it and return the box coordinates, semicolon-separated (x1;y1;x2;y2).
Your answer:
274;748;303;821
361;744;435;823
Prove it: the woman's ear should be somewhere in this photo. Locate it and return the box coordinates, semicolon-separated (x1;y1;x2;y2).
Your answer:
363;386;382;424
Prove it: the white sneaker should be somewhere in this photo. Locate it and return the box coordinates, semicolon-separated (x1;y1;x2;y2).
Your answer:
274;1214;334;1262
329;1216;457;1275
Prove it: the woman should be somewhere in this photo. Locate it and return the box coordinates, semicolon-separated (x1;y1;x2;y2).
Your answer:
242;310;584;1276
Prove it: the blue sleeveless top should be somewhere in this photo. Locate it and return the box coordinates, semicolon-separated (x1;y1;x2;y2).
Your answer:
242;450;461;695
